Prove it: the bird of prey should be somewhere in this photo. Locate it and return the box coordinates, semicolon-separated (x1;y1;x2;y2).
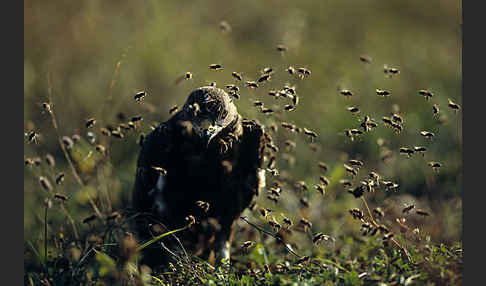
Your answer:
132;86;267;269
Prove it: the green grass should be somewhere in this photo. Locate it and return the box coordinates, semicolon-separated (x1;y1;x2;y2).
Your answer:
24;0;461;285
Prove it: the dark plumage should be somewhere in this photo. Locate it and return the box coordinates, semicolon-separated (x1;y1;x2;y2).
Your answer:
132;86;267;269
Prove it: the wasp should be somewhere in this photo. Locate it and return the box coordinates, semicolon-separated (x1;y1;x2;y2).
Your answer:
119;123;130;131
286;66;295;75
291;94;300;106
296;256;310;265
82;214;97;224
419;89;433;100
349;208;364;220
267;156;276;169
318;162;329;172
281;214;293;229
428;161;442;173
420;131;435;139
347;106;360;114
107;211;121;221
350;129;364;135
152;166;168;176
72;134;81;142
209;64;223;70
32;157;41;167
344;164;358;176
448;98;461;112
267;194;279;203
339;179;352;187
260;208;272;219
185;215;196;226
39;176;52;192
369;171;380;186
41;102;52;114
283;85;296;95
99;127;110;136
44;154;55;167
26;130;39;144
376;89;391;97
391;122;403;134
24;158;34;166
262;67;274;75
384;65;400;76
268;216;282;232
56;173;65;185
416;209;430;216
414;146;427;156
392;113;403;124
232;72;243;81
349;159;364;168
433;104;440;115
195;200;210;213
54;193;68;201
262;107;274;114
134;90;146;102
226;84;239;92
111;130;124;139
303;128;318;140
268;187;281;197
217;138;229;153
169;105;179;115
348;185;365;198
383;181;399;191
295;181;308;191
312;232;331;245
283;104;295;111
340;89;353;97
319;176;330;186
359;55;372;63
219;20;231;33
281;122;295;130
93;144;105;156
62;136;74;149
300;218;312;230
402;204;415;214
131;115;143;122
314;184;325;196
298;67;311;78
383;232;394;245
382;117;393;127
399;147;414;157
276;44;288;52
373;207;385;218
246;81;259;88
241;241;255;251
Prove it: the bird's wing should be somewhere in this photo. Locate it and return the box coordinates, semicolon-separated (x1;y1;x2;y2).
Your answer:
238;120;267;196
132;121;175;214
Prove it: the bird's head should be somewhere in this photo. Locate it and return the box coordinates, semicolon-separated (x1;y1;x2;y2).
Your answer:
183;86;238;147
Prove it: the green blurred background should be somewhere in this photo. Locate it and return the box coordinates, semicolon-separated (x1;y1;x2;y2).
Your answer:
24;0;461;255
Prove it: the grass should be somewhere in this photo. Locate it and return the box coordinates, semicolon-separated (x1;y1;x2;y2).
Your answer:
24;0;461;285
